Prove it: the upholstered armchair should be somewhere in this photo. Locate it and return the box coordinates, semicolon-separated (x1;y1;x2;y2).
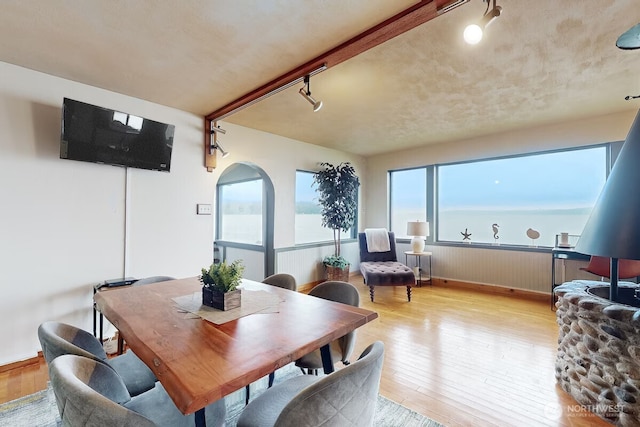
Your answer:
238;341;385;427
48;354;226;426
38;321;157;397
358;231;415;302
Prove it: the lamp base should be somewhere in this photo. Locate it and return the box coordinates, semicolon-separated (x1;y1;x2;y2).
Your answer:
411;237;425;253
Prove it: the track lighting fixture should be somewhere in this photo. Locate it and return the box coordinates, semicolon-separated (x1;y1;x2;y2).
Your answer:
209;123;229;157
463;0;502;45
212;142;229;158
299;75;323;112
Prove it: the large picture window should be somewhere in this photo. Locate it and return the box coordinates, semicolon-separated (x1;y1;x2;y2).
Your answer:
437;146;607;247
218;178;263;245
295;170;353;244
389;167;428;238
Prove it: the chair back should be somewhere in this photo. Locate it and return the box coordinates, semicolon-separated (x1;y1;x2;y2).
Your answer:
277;341;385;427
582;256;640;279
309;281;359;363
49;354;154;426
358;232;397;262
262;273;297;291
38;321;108;365
133;276;176;286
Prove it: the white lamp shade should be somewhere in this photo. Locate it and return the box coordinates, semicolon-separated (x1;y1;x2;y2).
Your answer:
407;221;429;253
407;221;429;237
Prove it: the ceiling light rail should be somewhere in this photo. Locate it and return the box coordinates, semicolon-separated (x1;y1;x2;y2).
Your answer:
211;64;327;123
203;0;473;171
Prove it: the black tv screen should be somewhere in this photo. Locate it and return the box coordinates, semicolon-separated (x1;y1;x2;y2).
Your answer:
60;98;174;172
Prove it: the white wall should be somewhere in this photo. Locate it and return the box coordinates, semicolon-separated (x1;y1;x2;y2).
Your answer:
0;61;365;365
210;122;365;249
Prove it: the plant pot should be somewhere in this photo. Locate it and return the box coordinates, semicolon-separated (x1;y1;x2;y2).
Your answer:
325;264;350;282
202;288;241;311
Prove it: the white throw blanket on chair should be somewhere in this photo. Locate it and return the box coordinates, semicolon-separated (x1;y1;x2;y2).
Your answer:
365;228;390;253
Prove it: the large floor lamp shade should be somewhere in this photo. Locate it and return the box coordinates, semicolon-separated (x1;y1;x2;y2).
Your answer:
407;221;429;253
575;109;640;302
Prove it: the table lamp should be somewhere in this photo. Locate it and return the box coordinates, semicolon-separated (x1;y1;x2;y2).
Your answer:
407;221;429;253
575;109;640;302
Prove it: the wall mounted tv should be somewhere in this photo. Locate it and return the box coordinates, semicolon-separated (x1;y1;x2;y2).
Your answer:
60;98;175;172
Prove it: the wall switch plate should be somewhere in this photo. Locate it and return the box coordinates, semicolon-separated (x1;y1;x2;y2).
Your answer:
197;204;212;215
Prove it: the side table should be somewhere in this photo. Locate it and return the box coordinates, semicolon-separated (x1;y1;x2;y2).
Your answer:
404;251;432;286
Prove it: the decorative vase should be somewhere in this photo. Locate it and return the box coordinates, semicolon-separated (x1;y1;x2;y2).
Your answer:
202;287;241;311
326;265;350;282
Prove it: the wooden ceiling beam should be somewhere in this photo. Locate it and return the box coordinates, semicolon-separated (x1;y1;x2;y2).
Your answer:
204;0;469;122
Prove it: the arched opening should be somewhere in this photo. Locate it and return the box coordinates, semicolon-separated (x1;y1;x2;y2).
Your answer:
215;162;275;280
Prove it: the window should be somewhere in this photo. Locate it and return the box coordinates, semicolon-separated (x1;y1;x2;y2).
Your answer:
437;146;607;246
218;178;263;245
389;167;428;238
295;170;353;244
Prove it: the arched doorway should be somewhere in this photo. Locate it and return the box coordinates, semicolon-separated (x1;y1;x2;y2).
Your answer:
215;162;274;280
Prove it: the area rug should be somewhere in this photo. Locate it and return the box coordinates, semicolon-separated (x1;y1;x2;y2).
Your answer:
0;374;443;427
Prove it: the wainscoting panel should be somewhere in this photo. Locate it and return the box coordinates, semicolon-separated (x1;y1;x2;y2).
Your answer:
224;247;265;281
277;240;593;294
276;240;360;285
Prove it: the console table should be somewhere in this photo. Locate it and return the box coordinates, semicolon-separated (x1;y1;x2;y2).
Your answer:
404;251;432;286
550;247;590;308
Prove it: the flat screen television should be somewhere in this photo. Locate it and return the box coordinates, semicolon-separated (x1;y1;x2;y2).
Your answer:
60;98;175;172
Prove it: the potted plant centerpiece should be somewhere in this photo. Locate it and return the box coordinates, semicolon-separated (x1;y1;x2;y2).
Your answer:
313;162;360;282
200;259;244;311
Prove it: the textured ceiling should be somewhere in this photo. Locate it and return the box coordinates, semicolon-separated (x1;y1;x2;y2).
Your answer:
1;0;639;156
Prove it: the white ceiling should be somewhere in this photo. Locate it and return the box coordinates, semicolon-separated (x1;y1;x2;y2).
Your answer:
1;0;639;156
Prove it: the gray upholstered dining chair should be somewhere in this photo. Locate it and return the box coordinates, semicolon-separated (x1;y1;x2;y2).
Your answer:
246;272;298;404
48;353;226;427
295;280;360;374
238;341;384;427
261;273;297;291
38;321;157;397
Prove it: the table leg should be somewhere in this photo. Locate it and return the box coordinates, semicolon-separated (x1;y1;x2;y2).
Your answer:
195;408;206;427
320;344;334;374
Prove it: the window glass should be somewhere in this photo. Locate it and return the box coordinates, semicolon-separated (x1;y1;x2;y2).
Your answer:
437;147;607;246
295;170;352;244
219;179;263;244
389;168;427;238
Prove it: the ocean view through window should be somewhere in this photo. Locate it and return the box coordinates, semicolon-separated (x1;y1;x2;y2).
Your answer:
389;167;428;238
295;170;351;244
219;178;263;245
437;146;607;247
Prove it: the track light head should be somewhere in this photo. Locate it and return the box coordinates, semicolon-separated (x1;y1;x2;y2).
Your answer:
212;142;229;158
464;1;502;45
209;123;229;157
299;75;323;112
299;87;323;112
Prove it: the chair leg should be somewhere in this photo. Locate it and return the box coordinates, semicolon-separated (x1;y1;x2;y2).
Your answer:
407;286;412;302
369;286;375;302
268;372;275;388
117;335;125;355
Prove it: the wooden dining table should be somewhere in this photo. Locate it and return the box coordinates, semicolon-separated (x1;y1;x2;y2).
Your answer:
94;276;378;427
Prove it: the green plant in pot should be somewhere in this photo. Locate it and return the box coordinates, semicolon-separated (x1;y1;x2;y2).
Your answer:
200;259;244;310
313;162;360;281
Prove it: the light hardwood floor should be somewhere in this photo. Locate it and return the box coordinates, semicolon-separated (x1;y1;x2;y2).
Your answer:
0;277;610;427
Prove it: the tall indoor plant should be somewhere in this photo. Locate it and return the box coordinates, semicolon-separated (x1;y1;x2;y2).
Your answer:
313;162;360;281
